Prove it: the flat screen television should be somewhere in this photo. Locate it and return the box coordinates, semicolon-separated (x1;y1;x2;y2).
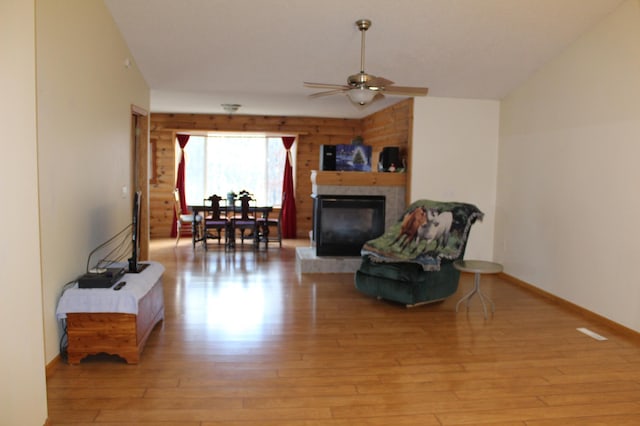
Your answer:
128;191;148;273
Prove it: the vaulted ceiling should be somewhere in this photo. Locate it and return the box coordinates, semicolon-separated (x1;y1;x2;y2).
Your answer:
104;0;624;118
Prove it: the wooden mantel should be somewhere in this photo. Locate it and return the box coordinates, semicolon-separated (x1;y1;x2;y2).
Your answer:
311;170;406;187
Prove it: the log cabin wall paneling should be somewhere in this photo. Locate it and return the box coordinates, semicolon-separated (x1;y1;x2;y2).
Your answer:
361;99;413;204
149;98;413;239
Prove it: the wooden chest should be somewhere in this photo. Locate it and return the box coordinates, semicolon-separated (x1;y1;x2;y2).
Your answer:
65;278;164;364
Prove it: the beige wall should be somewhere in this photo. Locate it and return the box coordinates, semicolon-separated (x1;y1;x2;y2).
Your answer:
36;0;150;363
496;0;640;330
411;97;500;261
0;1;48;424
1;1;149;421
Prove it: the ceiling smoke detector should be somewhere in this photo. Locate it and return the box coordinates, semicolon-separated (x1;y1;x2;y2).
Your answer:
221;103;241;114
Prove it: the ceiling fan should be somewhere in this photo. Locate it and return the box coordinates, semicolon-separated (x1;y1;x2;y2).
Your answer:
304;19;429;106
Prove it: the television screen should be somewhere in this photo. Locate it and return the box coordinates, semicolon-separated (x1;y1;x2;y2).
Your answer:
128;191;148;273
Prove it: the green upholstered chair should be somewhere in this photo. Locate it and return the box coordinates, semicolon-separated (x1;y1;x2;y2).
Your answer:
354;199;483;307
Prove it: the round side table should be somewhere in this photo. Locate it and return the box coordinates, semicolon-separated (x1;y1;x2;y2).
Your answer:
453;259;503;319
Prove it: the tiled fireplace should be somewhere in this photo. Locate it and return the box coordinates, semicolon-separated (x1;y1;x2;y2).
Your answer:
295;171;406;275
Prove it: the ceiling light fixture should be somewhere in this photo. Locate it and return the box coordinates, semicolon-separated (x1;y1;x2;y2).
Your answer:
221;103;241;114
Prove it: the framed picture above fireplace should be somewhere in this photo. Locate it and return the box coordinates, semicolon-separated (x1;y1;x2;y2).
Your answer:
335;144;372;172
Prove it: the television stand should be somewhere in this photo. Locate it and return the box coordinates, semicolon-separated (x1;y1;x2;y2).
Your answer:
57;261;164;364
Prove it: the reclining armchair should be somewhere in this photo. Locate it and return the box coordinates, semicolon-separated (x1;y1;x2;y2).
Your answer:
355;199;483;307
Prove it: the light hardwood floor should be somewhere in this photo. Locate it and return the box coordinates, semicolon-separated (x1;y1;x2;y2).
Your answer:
47;239;640;425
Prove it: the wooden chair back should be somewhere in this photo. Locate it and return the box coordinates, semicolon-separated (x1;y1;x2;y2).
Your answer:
205;194;224;220
174;189;183;217
237;194;255;220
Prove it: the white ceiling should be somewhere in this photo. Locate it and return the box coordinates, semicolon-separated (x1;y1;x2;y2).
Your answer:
104;0;624;119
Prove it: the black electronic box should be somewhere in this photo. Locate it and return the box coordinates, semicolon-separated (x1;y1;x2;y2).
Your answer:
320;145;337;171
77;268;125;289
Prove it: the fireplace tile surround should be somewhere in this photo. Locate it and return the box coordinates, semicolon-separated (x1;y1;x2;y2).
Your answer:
295;247;363;277
312;184;405;232
296;171;406;274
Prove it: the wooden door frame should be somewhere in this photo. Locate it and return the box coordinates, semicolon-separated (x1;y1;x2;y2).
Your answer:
131;105;149;260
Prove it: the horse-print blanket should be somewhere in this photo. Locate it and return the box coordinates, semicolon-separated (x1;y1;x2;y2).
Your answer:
361;199;483;271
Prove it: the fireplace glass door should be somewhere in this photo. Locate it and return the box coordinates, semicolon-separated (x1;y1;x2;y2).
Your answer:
313;195;385;256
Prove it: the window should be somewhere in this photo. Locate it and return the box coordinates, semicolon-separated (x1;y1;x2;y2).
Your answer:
182;134;291;207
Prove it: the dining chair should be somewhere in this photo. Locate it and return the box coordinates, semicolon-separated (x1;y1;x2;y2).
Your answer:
231;193;258;248
257;205;282;248
202;194;228;250
173;189;202;248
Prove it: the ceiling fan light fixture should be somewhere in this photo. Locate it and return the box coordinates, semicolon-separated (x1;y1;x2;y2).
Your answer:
347;87;376;105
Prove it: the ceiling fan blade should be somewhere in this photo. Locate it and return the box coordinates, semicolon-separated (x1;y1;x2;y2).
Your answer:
367;76;394;88
309;89;347;98
304;82;349;90
382;85;429;96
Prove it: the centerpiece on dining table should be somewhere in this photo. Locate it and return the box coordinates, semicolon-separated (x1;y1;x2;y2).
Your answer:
226;190;252;205
226;191;236;205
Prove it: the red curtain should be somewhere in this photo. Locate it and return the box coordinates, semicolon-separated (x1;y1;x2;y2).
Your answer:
281;136;297;238
171;134;190;237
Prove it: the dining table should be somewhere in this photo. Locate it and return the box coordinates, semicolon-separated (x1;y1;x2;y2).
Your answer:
190;203;274;249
